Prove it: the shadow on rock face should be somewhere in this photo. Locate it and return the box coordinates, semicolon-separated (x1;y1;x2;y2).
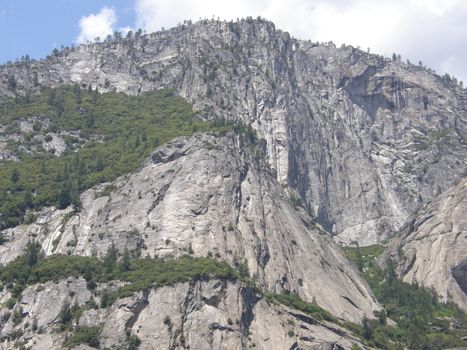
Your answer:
343;65;398;119
452;261;467;295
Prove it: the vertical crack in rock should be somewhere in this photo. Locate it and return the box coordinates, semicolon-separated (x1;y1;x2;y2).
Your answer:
288;342;299;350
125;290;150;330
147;182;171;214
235;163;249;225
256;240;270;269
239;286;261;347
173;280;199;350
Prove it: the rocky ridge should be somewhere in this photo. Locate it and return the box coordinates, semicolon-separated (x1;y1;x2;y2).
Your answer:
1;18;465;245
0;18;466;349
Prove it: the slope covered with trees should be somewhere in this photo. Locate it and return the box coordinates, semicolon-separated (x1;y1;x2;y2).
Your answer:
0;86;225;229
345;245;467;349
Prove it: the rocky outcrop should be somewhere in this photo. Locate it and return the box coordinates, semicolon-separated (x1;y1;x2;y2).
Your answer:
0;17;465;348
0;278;367;350
0;133;380;322
382;178;467;311
1;19;465;245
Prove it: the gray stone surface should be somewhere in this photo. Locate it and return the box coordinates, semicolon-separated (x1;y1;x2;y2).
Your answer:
0;279;368;350
0;133;380;323
382;178;467;311
1;19;465;245
0;18;466;348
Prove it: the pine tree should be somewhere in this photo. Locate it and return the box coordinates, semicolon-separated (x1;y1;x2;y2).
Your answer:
355;244;364;272
33;71;39;86
10;169;20;184
59;302;72;326
74;83;81;104
57;182;72;209
23;191;34;208
40;161;48;175
92;88;98;104
95;155;104;172
26;240;40;266
104;243;118;273
54;92;65;116
48;88;56;106
100;289;110;308
120;248;131;272
7;75;17;90
0;232;7;245
378;310;387;326
85;111;95;128
362;317;372;340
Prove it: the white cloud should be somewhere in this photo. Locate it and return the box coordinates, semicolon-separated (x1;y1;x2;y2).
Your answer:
133;0;467;83
134;0;266;32
119;26;134;37
76;7;117;44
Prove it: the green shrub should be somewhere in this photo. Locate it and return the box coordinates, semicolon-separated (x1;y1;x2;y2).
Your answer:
270;293;337;323
127;334;141;350
4;298;16;309
12;307;23;326
63;326;101;348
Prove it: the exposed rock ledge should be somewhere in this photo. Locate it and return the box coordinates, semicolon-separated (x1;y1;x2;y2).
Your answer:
0;133;380;322
0;278;368;350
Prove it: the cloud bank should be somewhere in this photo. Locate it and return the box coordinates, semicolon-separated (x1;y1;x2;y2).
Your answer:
80;1;467;83
76;7;117;44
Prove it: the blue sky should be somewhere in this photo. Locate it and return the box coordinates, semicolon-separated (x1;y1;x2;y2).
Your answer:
0;0;134;63
1;0;466;83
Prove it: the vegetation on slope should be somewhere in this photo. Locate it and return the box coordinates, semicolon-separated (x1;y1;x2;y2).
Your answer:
344;245;467;350
0;246;344;347
63;326;101;348
1;85;465;349
0;243;238;302
0;243;237;348
0;86;228;229
1;243;466;349
267;293;338;323
260;246;467;349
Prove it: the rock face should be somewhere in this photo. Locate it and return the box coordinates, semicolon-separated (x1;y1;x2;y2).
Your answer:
382;178;467;311
0;17;466;348
0;133;380;323
0;115;85;160
1;18;465;245
0;278;367;350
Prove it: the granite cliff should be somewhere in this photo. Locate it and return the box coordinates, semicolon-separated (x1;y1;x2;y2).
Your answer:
0;18;466;349
1;18;465;245
0;133;381;322
382;178;467;311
